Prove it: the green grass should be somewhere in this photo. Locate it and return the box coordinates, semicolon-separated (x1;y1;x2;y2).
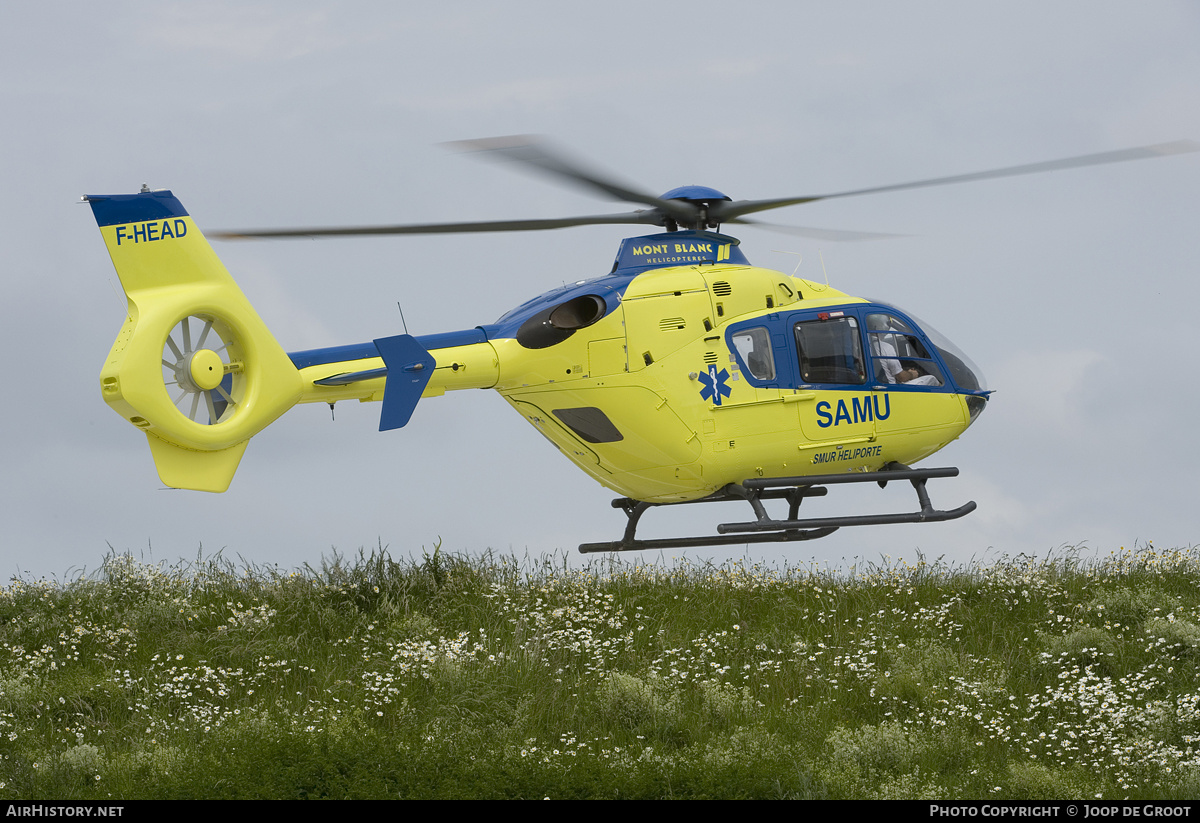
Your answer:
2;543;1200;798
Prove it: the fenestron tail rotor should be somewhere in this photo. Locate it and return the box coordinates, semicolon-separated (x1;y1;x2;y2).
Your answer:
209;136;1200;242
160;314;244;426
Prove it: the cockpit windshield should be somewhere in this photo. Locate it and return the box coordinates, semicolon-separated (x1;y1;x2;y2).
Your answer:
870;302;988;393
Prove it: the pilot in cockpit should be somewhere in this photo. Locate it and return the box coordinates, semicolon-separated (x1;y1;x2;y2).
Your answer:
867;314;942;386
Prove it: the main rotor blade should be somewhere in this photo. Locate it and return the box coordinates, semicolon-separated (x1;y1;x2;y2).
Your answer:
714;140;1200;221
445;134;696;222
211;210;661;239
730;217;907;242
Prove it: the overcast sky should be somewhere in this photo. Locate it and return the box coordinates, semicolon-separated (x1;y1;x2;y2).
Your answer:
3;1;1199;580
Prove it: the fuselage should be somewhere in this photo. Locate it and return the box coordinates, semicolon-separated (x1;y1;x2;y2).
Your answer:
288;230;989;503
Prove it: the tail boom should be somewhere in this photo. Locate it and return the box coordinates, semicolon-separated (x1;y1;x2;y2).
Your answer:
290;332;500;427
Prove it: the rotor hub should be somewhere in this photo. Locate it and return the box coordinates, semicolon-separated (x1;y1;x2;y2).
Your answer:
186;348;225;392
659;185;731;203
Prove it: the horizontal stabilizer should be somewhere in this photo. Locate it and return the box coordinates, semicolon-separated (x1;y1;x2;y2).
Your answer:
312;367;387;387
374;334;436;431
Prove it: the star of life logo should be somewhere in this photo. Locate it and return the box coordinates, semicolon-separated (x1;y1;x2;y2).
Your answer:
698;365;732;406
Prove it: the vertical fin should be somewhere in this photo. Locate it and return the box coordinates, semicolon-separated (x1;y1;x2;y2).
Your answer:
373;334;436;430
87;190;303;491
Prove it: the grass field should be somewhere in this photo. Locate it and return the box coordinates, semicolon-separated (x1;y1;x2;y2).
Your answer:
2;543;1199;799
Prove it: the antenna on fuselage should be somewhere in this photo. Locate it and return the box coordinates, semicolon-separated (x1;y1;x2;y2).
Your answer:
771;249;804;277
396;301;409;335
108;279;130;321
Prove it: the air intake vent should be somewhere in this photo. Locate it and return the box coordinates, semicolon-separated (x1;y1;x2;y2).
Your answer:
712;281;732;296
703;351;719;365
659;317;686;331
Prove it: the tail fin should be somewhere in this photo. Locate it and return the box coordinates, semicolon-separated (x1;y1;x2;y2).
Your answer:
86;190;303;491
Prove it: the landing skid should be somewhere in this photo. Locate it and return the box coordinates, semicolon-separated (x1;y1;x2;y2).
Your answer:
577;463;975;553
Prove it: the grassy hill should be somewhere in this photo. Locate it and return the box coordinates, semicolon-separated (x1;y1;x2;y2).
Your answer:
2;544;1199;799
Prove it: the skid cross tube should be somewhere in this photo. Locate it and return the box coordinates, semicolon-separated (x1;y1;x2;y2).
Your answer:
577;464;975;553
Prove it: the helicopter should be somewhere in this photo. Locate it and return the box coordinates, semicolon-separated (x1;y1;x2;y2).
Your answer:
84;136;1198;552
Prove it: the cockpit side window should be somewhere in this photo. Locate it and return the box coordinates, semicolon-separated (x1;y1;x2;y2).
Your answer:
866;313;944;387
794;317;865;385
731;327;776;381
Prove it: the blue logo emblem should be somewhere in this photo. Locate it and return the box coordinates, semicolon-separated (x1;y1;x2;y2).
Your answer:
699;365;732;406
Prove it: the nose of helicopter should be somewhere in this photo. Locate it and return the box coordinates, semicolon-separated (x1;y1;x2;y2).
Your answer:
872;302;989;421
931;336;989;425
964;393;988;425
938;339;989;425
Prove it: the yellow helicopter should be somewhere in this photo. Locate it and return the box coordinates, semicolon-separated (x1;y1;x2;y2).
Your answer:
85;137;1197;552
